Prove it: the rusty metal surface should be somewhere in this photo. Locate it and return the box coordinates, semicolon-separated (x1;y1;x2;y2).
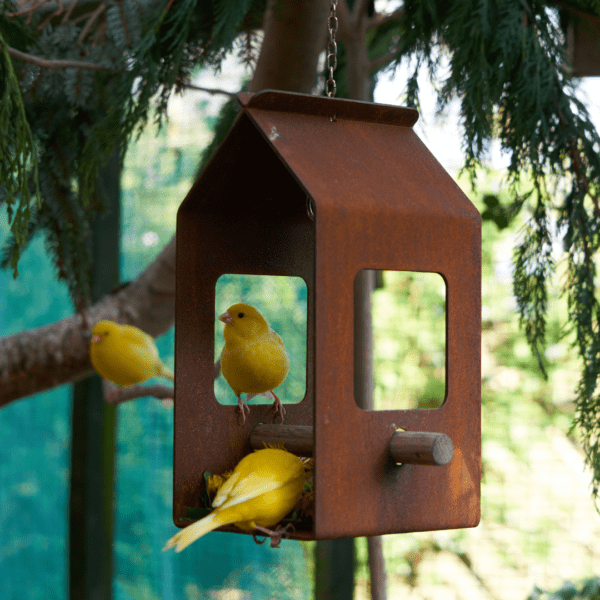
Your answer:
238;90;419;127
174;90;481;540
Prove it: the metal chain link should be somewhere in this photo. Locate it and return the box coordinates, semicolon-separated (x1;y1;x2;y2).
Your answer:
326;0;338;97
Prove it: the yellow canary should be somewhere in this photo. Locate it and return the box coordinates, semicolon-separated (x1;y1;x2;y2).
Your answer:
89;320;174;386
218;303;289;423
163;448;306;552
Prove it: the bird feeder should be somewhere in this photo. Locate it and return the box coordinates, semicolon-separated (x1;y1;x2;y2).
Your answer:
174;90;481;540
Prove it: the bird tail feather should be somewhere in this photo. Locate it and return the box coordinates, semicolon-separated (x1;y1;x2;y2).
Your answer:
159;363;174;381
162;510;231;553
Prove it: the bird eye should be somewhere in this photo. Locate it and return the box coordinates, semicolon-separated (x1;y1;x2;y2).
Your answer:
238;312;244;318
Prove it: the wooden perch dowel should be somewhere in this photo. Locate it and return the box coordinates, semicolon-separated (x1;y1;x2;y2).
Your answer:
389;431;454;466
250;424;314;456
250;425;454;466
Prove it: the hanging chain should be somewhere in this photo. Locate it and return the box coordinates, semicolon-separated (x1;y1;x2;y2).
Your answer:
326;0;338;97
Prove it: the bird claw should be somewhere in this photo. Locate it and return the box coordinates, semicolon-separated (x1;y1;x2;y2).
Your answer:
252;532;267;546
253;523;295;548
270;392;286;424
237;398;250;425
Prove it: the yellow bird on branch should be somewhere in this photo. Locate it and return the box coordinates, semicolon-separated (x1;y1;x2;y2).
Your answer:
163;448;306;552
89;320;174;386
218;303;289;424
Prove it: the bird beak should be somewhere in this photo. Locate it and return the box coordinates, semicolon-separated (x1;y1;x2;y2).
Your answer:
91;334;101;343
218;311;233;324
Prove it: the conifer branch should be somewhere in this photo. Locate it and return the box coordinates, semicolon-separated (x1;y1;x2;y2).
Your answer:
6;0;53;20
369;48;400;71
3;44;114;70
555;102;600;218
76;2;108;45
182;82;237;96
567;140;600;219
114;0;131;47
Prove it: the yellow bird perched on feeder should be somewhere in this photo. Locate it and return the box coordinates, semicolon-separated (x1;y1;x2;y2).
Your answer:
163;448;306;552
89;320;174;386
218;303;289;424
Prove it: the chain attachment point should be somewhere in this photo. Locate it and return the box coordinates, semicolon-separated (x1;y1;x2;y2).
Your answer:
326;0;338;98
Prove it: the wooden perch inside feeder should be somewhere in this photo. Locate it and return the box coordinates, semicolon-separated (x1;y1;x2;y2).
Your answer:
250;424;454;466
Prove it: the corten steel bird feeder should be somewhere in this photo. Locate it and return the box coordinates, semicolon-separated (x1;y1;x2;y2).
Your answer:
174;90;481;540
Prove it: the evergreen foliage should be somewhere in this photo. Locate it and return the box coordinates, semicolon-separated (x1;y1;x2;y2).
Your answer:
387;0;600;502
0;0;265;304
0;30;41;277
528;577;600;600
3;0;600;501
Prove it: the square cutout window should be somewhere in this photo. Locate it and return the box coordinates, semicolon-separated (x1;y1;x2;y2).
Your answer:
357;270;446;410
214;274;307;405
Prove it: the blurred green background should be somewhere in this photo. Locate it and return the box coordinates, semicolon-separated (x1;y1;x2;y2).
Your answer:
1;89;599;600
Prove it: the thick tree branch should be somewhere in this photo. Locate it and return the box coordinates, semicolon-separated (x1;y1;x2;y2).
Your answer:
249;0;328;94
348;0;371;24
0;237;176;407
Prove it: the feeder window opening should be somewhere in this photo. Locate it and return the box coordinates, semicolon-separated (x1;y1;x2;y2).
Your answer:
214;274;308;407
356;269;447;410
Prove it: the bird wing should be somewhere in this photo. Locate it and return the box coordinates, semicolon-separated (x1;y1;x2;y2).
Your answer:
213;470;291;512
119;324;159;357
269;329;285;349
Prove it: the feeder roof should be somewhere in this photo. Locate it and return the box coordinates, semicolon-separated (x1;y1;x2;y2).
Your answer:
235;90;479;224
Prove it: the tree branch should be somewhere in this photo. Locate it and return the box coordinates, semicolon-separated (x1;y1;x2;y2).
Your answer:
0;237;176;407
6;0;53;20
105;384;174;405
182;82;237;97
249;0;328;94
348;0;371;24
4;44;114;71
76;2;107;45
369;48;401;72
367;8;403;30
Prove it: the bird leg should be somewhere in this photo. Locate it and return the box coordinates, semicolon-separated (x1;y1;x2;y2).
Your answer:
236;395;250;425
252;523;295;549
102;379;120;403
270;391;286;424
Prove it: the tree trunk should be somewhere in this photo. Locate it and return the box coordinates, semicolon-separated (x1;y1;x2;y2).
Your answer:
249;0;328;94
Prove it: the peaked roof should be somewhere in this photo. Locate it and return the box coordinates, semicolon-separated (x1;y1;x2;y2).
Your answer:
237;90;479;224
